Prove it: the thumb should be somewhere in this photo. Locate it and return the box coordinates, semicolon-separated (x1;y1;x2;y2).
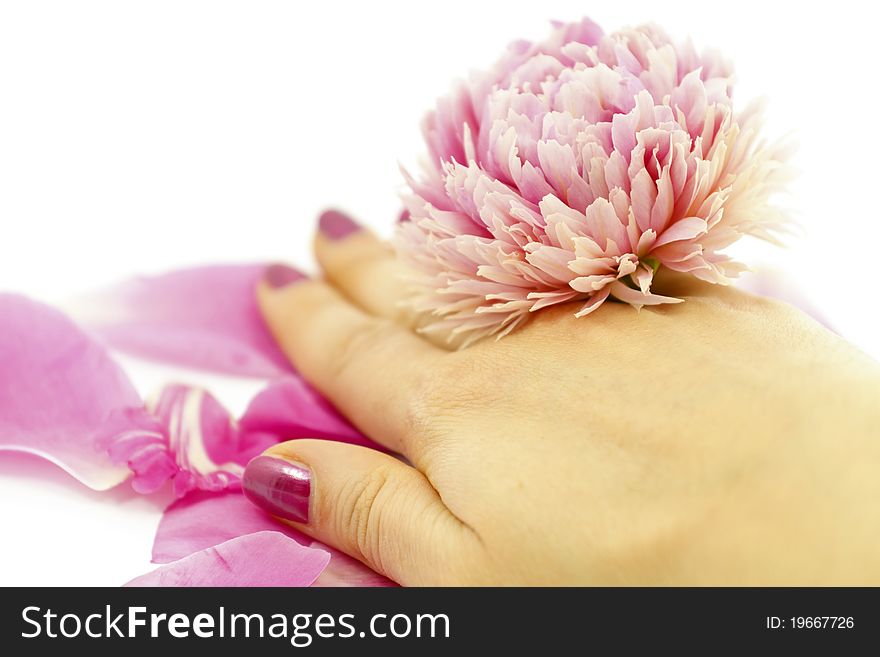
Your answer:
242;440;474;586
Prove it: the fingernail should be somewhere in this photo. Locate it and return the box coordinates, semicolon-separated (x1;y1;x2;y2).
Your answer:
263;263;307;289
242;456;311;523
318;209;361;241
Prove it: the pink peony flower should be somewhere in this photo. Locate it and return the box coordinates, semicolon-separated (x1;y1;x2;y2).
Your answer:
397;18;793;345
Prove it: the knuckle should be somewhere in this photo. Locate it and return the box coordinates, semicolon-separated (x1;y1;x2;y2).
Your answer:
336;465;396;568
330;319;395;382
399;352;518;461
402;358;470;435
386;298;419;327
415;352;509;416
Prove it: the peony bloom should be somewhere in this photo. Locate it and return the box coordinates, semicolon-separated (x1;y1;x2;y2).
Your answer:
397;18;793;345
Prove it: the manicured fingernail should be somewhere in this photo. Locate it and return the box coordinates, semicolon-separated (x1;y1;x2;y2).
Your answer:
318;209;361;241
242;456;311;523
263;263;307;289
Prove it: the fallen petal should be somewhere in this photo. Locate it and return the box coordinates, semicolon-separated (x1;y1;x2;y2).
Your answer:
309;541;397;587
152;491;284;563
147;385;246;497
69;264;292;378
240;377;378;449
153;491;395;586
126;531;330;587
0;294;152;490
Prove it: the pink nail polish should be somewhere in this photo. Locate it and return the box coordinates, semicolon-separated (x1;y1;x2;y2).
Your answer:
263;264;307;289
318;209;361;241
242;456;311;523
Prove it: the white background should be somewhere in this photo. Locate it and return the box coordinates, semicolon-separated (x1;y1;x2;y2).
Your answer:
1;1;878;585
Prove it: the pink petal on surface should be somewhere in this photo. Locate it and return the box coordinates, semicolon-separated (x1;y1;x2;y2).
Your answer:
0;294;154;490
103;407;177;494
147;385;251;497
136;375;379;498
152;491;282;563
70;264;292;378
126;531;330;587
153;491;395;586
309;542;397;587
239;377;378;449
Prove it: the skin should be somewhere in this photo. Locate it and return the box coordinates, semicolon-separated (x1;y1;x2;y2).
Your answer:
255;213;880;586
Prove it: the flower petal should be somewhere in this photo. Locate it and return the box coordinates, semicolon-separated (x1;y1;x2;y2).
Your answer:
145;385;251;497
152;491;286;563
310;542;396;587
126;531;330;587
239;377;376;449
69;264;291;378
153;491;395;586
0;294;149;490
394;19;791;344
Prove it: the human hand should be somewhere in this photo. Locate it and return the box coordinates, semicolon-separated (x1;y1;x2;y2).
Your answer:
244;210;880;585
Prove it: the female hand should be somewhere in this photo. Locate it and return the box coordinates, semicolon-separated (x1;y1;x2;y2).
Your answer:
244;210;880;585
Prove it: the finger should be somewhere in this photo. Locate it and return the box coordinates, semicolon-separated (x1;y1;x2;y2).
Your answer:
651;267;741;300
314;209;417;325
242;441;476;585
257;265;442;458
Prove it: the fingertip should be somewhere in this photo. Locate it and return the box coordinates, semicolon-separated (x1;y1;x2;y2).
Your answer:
317;209;363;242
257;262;309;307
263;263;308;289
246;439;463;585
242;454;312;524
255;264;316;347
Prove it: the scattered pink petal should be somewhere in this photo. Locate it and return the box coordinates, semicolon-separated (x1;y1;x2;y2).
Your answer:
152;491;284;563
146;385;250;497
0;294;367;498
125;531;330;587
240;377;379;450
0;294;157;490
1;293;393;586
70;264;292;378
102;406;177;494
153;491;395;586
309;541;397;587
0;294;376;497
129;377;375;498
